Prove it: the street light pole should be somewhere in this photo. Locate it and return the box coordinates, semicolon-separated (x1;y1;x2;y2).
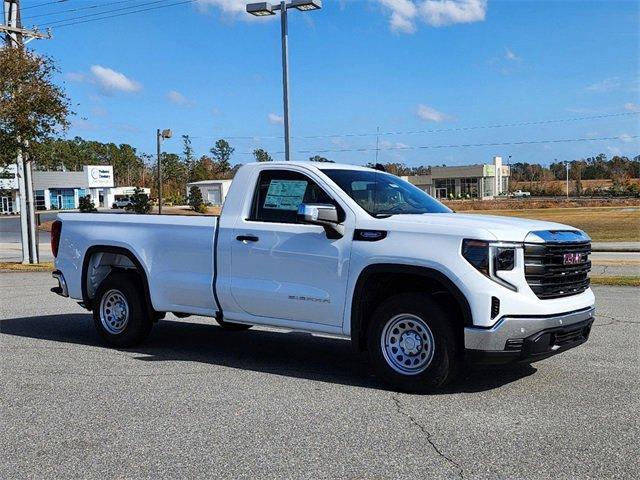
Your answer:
157;129;162;215
156;128;172;215
246;0;322;161
565;161;570;199
280;0;291;162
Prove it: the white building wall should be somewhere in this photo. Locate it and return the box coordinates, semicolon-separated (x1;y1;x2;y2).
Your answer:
44;189;51;210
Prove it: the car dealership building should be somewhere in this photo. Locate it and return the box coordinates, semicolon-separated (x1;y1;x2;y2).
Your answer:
0;164;141;214
402;156;510;200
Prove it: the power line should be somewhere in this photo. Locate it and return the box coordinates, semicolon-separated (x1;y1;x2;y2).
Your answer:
22;0;135;21
40;0;180;27
232;134;639;156
43;0;195;29
188;112;640;142
20;0;68;12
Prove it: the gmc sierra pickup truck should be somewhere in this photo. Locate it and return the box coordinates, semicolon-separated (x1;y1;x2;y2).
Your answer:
51;162;595;393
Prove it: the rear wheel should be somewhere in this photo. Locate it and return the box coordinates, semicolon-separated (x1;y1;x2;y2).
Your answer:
367;292;459;394
93;273;153;347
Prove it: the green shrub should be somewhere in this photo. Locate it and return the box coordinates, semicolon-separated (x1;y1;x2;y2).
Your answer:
78;195;97;213
125;187;151;214
188;186;207;213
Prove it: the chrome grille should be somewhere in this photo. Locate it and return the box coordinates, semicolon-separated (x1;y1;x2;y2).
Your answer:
524;240;591;299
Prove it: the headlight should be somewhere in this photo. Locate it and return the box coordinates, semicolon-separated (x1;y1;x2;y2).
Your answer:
462;239;518;291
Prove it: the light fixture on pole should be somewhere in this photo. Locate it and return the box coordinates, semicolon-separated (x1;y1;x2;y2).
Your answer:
246;0;322;161
157;128;172;215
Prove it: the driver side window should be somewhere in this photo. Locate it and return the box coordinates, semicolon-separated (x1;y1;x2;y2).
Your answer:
250;170;336;224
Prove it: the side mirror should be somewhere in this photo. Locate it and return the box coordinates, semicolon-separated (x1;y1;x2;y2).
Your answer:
297;203;344;239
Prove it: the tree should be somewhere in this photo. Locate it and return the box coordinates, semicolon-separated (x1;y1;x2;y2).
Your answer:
78;195;97;213
182;135;195;178
0;47;71;166
253;148;273;162
190;155;215;182
125;187;151;214
210;139;234;176
309;155;334;163
188;185;206;213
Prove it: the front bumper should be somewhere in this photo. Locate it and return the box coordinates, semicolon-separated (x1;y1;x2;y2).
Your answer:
464;306;595;364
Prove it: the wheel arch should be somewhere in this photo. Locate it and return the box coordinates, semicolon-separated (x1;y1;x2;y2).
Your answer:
350;263;473;352
81;245;154;315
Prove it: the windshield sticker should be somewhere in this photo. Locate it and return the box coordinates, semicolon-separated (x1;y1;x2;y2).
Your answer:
264;179;308;210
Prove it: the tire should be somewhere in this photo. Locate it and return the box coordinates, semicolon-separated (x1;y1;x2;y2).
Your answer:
92;272;153;347
366;292;459;394
216;317;252;331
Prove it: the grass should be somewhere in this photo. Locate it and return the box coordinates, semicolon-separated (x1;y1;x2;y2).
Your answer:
590;276;640;287
0;261;54;272
465;206;640;242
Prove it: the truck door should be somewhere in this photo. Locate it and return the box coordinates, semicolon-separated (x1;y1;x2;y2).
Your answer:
229;168;353;327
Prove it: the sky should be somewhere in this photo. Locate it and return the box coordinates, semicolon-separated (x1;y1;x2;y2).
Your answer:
20;0;640;167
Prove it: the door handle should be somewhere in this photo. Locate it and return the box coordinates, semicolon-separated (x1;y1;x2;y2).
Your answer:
236;234;259;242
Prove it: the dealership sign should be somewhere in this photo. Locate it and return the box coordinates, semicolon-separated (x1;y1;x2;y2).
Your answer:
85;165;114;188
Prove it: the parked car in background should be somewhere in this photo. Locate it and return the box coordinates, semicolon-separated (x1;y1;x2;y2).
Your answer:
512;190;531;198
51;161;595;393
112;197;132;209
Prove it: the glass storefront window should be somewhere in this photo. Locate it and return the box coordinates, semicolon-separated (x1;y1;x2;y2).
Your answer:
49;189;76;210
460;178;479;198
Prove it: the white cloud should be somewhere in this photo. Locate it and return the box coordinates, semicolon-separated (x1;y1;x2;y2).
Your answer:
66;72;86;82
618;133;634;143
167;90;194;106
91;106;107;117
379;140;411;150
390;10;417;33
585;77;621;93
90;65;141;93
379;0;486;33
195;0;247;14
504;47;521;62
268;113;284;125
416;104;453;122
419;0;487;27
624;102;640;112
607;146;622;156
71;118;97;131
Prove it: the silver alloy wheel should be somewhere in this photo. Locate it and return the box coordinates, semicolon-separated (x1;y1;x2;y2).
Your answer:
99;289;130;335
381;313;435;375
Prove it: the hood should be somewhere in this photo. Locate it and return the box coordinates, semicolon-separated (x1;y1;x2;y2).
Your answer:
377;213;583;243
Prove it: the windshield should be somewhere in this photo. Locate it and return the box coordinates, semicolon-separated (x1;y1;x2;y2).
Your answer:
323;169;451;217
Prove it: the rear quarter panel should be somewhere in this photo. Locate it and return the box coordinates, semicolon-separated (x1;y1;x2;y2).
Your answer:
55;213;217;315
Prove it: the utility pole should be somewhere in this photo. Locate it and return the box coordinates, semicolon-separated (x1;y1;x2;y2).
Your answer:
157;129;162;215
565;161;570;199
2;0;51;264
375;126;380;164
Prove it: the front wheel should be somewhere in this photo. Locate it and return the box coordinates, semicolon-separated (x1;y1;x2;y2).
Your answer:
93;273;153;347
367;293;459;394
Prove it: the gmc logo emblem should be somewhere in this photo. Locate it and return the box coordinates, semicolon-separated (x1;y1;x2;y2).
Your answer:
563;253;583;265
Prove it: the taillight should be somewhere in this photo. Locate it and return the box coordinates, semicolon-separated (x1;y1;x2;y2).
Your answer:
51;220;62;258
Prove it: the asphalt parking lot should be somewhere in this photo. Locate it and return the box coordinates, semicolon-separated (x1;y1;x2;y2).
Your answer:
1;273;638;479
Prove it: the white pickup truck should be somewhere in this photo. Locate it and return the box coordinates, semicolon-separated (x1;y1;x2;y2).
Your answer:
512;189;531;198
51;162;595;393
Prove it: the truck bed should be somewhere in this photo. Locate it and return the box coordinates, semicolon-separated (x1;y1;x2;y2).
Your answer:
56;213;218;316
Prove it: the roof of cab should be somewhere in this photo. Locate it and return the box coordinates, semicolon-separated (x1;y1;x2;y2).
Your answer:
246;161;377;172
